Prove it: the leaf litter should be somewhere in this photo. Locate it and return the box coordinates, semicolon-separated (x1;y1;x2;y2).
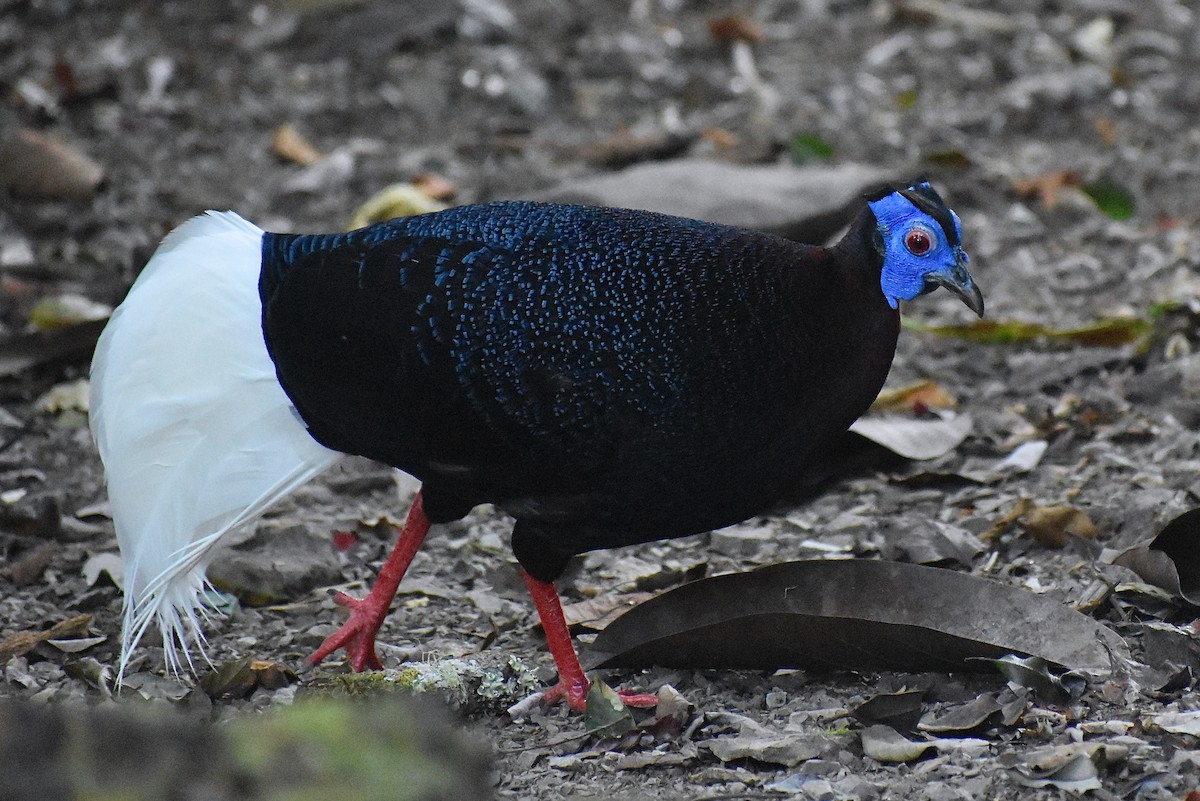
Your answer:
6;1;1200;798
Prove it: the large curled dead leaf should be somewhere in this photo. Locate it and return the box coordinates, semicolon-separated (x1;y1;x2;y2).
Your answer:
590;560;1126;675
1112;508;1200;605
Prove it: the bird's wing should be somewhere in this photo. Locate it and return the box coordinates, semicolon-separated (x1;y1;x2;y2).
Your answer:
90;211;342;679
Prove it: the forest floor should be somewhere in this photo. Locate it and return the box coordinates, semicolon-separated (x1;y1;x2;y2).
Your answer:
3;1;1200;799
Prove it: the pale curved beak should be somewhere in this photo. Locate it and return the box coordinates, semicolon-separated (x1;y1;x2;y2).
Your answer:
930;254;984;317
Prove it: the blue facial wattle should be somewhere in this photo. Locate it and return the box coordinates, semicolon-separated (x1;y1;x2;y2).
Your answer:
868;182;979;315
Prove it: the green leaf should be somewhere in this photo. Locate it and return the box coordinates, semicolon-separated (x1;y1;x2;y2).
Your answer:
582;678;636;738
903;316;1151;347
789;132;834;164
1081;180;1134;220
924;149;972;169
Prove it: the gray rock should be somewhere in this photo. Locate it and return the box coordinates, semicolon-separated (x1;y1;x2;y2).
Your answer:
206;524;344;606
523;160;906;243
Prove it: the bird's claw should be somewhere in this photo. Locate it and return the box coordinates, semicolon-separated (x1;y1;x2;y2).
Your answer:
308;591;387;671
541;677;659;712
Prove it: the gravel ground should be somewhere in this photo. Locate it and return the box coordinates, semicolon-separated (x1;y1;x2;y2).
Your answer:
3;1;1200;799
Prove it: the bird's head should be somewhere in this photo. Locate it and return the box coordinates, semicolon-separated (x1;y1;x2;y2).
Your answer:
867;181;984;317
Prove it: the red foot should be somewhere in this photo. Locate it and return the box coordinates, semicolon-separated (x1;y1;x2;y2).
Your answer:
307;589;389;671
308;491;431;671
542;680;659;712
520;567;658;712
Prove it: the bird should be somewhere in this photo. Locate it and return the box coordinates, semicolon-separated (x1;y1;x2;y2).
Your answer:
89;181;982;711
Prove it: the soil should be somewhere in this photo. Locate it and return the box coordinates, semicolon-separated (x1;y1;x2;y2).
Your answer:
3;0;1200;799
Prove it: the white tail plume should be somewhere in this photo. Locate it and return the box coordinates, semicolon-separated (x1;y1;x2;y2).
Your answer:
89;211;342;680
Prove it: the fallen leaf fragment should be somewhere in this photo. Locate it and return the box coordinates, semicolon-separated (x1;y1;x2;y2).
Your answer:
892;0;1017;32
63;656;113;695
411;173;457;200
905;315;1151;347
1082;180;1134;220
47;635;107;654
649;684;691;738
1;542;54;585
704;712;835;767
29;294;112;332
348;182;448;229
789;132;835;165
860;724;936;763
869;379;957;414
918;693;1003;733
0;129;103;199
848;411;972;461
0;614;92;662
271;123;323;166
567;130;692;169
979;498;1034;544
1020;504;1099;548
701;126;739;151
1148;710;1200;736
562;592;654;632
708;14;765;42
35;377;90;414
1007;743;1115;793
583;678;636;739
592;560;1128;675
199;657;298;700
1012;169;1080;208
924;149;972;169
982;654;1086;704
1093;117;1118;146
851;689;925;732
991;441;1048;476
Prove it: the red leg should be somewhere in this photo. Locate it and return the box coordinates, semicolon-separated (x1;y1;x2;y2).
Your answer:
309;490;430;671
520;567;658;711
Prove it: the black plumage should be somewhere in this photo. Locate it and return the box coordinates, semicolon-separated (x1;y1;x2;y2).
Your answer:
260;201;900;581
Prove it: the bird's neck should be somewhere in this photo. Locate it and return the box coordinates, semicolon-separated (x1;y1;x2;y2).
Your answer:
831;208;884;279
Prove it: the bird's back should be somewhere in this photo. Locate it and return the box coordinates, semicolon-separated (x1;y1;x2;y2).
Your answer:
260;202;899;564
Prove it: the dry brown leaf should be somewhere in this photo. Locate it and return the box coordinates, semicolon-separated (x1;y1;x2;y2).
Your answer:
1021;504;1099;548
1012;170;1081;209
979;498;1032;544
411;173;457;200
870;379;957;414
708;14;765;42
0;129;103;199
271;123;323;166
567;130;692;168
701;126;739;151
0;542;55;586
1093;117;1117;146
561;592;654;632
348;183;448;229
0;614;92;662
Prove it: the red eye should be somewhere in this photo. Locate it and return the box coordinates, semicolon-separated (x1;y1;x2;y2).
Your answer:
905;229;932;256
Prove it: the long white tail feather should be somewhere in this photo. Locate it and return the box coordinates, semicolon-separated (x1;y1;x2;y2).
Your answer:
89;211;342;681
